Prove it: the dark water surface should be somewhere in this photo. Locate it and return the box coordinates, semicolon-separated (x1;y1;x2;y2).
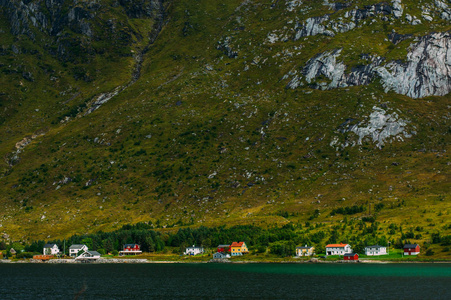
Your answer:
0;263;450;299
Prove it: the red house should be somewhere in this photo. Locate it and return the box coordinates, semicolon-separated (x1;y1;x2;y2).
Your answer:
217;244;231;253
403;244;420;255
119;244;143;256
344;253;359;261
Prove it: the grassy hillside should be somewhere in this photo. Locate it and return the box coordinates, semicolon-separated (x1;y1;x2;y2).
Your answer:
0;0;449;254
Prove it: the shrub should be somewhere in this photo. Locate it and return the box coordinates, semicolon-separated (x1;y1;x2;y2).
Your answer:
16;252;37;259
425;249;434;256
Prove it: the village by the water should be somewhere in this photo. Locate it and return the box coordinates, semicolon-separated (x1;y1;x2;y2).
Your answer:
1;239;423;263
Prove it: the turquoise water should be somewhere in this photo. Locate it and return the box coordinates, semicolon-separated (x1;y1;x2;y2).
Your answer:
0;263;449;299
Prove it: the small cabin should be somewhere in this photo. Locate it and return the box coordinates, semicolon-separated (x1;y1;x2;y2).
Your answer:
344;253;359;261
213;252;230;259
119;244;142;256
403;244;420;255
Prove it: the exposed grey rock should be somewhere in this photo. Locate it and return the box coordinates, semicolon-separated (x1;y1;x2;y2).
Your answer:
349;106;411;149
329;19;356;33
331;106;414;149
295;15;334;39
291;50;383;90
345;3;393;22
323;1;351;11
289;31;451;99
296;2;400;39
286;75;302;89
286;0;303;12
388;31;412;45
376;32;451;98
391;0;403;18
435;0;451;20
217;37;238;58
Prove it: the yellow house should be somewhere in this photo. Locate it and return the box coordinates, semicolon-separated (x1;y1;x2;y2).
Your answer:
296;245;315;257
230;242;248;256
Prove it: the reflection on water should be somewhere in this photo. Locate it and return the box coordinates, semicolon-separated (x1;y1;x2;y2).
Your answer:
0;263;450;299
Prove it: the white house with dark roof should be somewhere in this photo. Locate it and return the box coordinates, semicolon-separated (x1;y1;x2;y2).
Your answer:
364;245;388;256
296;245;315;257
75;250;101;260
69;244;89;257
184;245;204;256
213;252;230;259
43;244;60;255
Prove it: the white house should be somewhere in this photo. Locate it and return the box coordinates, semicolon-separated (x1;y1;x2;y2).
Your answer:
213;252;230;259
184;245;204;256
43;244;60;255
69;244;89;257
325;243;352;256
296;245;315;257
364;245;388;256
75;250;101;260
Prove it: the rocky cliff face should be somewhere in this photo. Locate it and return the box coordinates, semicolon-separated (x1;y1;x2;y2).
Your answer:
376;32;451;98
287;32;451;99
0;0;165;62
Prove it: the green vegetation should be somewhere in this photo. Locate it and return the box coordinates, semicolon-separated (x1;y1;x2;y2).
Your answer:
0;0;449;253
2;221;449;260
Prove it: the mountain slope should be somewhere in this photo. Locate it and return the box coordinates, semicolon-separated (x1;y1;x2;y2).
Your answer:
0;0;449;242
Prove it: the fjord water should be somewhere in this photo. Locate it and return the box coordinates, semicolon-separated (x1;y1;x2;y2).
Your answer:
0;263;450;299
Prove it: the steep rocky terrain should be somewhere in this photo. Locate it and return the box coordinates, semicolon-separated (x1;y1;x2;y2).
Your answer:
0;0;449;242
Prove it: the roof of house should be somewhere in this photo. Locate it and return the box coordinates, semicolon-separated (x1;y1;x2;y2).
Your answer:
43;244;57;248
217;244;230;248
88;251;101;256
69;244;87;249
365;245;385;249
296;246;313;249
344;253;359;256
124;244;139;247
404;244;420;249
326;243;349;248
231;242;245;247
186;245;203;249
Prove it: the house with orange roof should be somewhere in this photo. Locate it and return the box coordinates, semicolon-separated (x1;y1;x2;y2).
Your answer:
230;242;249;256
325;243;352;256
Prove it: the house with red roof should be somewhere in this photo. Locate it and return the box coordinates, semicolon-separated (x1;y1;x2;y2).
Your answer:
230;242;249;256
119;244;142;256
217;244;231;253
325;243;352;256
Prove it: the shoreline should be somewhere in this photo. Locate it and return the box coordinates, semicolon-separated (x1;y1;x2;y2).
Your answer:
1;258;450;264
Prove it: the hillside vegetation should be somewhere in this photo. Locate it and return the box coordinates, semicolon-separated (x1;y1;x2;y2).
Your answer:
0;0;449;254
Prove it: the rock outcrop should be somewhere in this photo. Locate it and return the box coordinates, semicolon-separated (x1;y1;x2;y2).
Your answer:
0;0;165;62
288;50;383;90
331;106;414;149
376;32;451;98
287;31;451;98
